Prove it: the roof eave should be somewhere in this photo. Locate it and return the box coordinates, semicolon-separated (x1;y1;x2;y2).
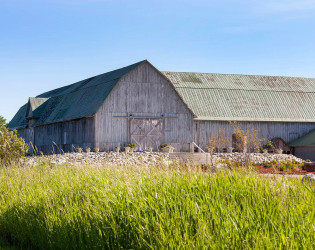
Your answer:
33;114;95;128
193;117;315;123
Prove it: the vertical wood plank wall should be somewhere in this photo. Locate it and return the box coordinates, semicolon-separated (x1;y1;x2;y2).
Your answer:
31;118;95;154
196;120;315;150
95;62;194;151
17;128;34;153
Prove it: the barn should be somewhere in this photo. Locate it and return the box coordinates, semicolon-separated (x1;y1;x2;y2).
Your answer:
8;60;315;159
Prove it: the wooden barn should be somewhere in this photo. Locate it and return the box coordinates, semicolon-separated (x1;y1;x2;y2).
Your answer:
8;60;315;159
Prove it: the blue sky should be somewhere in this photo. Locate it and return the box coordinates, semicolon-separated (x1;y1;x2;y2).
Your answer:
1;0;315;121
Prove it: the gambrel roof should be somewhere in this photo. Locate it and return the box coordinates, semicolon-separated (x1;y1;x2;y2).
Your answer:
9;61;145;129
8;60;315;130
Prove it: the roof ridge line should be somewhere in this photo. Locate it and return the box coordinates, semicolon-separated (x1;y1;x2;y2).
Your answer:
174;86;315;93
162;71;315;80
37;60;147;99
38;77;122;99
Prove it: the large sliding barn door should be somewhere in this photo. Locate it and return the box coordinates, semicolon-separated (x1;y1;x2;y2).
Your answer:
130;119;164;150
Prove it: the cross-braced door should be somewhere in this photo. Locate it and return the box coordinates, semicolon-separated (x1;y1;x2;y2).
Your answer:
130;119;164;150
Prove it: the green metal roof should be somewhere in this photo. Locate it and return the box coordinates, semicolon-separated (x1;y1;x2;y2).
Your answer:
290;129;315;146
8;104;28;130
162;71;315;122
8;60;145;129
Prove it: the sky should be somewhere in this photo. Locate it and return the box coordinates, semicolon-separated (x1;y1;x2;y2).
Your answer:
1;0;315;121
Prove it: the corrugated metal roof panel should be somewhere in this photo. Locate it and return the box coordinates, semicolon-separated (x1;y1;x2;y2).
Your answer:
163;71;315;122
162;71;315;92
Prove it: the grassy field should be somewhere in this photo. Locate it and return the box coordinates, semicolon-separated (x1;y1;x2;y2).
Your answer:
0;162;314;249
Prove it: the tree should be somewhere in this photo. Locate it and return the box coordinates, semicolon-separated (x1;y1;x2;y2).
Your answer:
0;118;28;166
230;122;247;152
0;116;7;128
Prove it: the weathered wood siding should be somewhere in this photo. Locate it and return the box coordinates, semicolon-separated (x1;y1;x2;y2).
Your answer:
31;118;95;154
196;120;315;150
95;62;194;151
17;128;34;153
17;128;33;143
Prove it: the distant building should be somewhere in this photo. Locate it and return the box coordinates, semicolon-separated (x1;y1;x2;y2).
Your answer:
290;130;315;161
8;60;315;159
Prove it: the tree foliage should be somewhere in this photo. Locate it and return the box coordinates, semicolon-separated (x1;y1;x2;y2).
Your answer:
0;122;28;167
206;129;231;153
0;116;7;128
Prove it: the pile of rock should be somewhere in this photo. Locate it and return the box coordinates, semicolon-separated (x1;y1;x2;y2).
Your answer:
27;152;169;166
26;151;305;167
211;153;303;164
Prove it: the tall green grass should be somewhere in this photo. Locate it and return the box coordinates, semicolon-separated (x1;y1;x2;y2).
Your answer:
0;162;314;249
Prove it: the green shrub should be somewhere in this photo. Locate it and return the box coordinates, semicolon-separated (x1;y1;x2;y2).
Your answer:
0;127;28;167
0;116;7;128
218;159;232;166
231;160;241;168
218;159;242;168
127;143;135;148
279;162;286;171
286;161;297;171
291;159;299;164
278;161;297;172
269;159;279;166
305;159;312;163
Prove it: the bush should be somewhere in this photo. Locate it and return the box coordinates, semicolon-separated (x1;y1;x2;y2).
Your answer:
219;159;232;167
279;162;286;171
269;159;279;165
218;159;242;168
278;161;296;172
0;127;28;167
0;116;7;128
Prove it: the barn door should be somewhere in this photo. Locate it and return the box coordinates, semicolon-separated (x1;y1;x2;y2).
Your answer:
130;119;164;150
